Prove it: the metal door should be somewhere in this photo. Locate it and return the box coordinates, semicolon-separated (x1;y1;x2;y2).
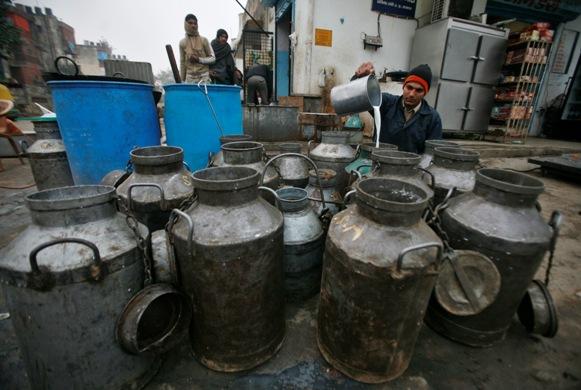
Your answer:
441;29;479;82
472;35;507;85
435;81;470;131
463;86;495;133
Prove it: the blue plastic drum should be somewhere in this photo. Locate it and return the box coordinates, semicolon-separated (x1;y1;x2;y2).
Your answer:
48;80;161;184
164;83;242;171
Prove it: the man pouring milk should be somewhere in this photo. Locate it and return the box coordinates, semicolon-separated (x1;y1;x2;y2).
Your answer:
351;63;442;154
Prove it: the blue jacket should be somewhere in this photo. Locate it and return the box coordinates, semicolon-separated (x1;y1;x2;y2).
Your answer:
375;93;442;154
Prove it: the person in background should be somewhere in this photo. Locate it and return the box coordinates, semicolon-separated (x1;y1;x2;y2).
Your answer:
245;63;272;105
210;29;237;85
0;84;23;171
352;62;442;154
179;14;215;83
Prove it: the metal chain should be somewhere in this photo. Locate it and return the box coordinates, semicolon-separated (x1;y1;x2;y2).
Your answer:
125;214;153;285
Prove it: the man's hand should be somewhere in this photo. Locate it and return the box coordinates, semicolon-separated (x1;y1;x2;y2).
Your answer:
355;62;375;78
189;54;199;64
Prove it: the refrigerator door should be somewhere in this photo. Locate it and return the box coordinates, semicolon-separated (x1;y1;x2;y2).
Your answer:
435;81;470;131
473;35;508;85
464;85;496;133
441;29;479;83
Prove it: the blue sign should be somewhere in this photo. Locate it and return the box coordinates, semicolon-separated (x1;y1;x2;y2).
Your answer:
371;0;416;18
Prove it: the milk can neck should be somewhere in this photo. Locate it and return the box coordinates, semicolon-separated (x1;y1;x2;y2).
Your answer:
473;169;543;208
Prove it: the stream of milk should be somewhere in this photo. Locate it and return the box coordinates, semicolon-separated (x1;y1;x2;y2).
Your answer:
373;105;381;148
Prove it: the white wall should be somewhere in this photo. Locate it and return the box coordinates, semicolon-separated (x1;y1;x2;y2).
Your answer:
292;0;418;95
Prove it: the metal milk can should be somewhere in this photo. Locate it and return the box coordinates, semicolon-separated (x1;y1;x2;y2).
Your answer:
273;143;310;188
309;131;356;193
167;166;285;371
0;186;159;389
217;141;279;189
419;139;460;169
370;149;434;200
426;168;559;347
273;187;325;301
306;168;342;216
318;178;442;383
345;142;397;178
427;147;480;205
210;134;253;166
26;119;74;190
116;146;194;232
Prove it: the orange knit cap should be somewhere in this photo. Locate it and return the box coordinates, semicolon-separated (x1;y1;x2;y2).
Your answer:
404;75;429;94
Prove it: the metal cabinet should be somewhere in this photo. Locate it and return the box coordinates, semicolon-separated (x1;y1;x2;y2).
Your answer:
411;18;508;135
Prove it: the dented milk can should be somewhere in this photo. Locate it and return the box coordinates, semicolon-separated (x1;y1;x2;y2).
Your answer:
217;141;279;189
318;178;443;383
419;139;459;169
116;146;194;232
274;187;325;301
427;147;480;205
210;134;253;166
273;143;310;188
426;168;559;347
0;186;159;389
309;131;356;193
306;168;342;216
370;149;434;200
26;119;74;190
167;166;285;371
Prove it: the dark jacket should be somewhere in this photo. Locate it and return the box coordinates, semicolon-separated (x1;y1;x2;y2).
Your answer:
210;40;236;84
375;93;442;154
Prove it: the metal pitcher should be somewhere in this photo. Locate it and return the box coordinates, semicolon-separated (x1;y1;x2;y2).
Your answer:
331;74;382;115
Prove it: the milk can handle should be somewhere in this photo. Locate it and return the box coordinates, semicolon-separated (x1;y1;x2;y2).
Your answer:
167;209;194;259
343;189;357;206
127;183;167;211
418;168;435;190
307;140;317;152
261;153;326;210
396;242;443;272
258;186;280;209
29;238;104;289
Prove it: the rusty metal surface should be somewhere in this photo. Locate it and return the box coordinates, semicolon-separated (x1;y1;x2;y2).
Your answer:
0;185;158;389
116;146;194;232
305;168;342;216
244;105;300;141
169;167;285;371
309;132;356;193
426;169;554;347
318;178;442;383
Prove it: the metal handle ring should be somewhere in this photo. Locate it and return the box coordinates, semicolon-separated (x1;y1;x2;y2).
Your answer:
418;167;435;190
127;183;167;211
29;238;104;289
167;209;194;259
396;242;443;272
261;153;326;210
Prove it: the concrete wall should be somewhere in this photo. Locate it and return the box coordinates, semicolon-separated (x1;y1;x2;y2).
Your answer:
291;0;418;95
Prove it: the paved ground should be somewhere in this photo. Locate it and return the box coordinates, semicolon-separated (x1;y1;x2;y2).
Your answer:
0;141;580;389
